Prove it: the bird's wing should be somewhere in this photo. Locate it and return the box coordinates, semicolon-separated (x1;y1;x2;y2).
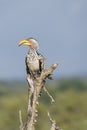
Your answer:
37;51;46;73
25;56;31;75
25;56;35;93
37;52;53;80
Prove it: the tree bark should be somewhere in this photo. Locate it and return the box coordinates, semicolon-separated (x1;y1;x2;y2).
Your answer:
19;63;61;130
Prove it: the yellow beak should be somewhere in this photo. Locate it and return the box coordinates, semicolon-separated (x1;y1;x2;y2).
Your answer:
18;39;31;46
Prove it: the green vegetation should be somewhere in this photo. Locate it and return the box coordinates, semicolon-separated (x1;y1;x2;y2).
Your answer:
0;78;87;130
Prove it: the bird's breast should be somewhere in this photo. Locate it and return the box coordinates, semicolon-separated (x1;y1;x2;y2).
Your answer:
26;54;39;71
28;60;39;71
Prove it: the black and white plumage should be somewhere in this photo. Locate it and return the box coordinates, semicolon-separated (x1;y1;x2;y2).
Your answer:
25;49;45;78
19;38;46;90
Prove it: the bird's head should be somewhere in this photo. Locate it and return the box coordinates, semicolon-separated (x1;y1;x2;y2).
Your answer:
18;38;39;50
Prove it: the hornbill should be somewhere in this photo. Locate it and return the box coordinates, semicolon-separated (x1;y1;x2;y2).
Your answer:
18;38;46;91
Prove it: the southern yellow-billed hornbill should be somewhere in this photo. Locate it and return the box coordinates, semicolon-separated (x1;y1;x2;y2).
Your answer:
19;38;46;89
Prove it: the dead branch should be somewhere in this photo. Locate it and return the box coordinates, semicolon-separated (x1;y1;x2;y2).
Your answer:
44;86;55;104
48;112;62;130
19;110;24;130
19;63;59;130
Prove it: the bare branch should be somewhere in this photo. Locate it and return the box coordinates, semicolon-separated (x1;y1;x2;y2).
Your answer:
19;62;59;130
44;87;55;104
48;112;62;130
19;110;24;130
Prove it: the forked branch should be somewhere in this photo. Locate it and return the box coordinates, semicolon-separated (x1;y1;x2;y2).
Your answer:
19;63;59;130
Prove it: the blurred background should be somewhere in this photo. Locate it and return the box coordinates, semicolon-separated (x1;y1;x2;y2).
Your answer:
0;0;87;130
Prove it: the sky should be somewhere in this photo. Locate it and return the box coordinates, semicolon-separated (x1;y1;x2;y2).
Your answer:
0;0;87;80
